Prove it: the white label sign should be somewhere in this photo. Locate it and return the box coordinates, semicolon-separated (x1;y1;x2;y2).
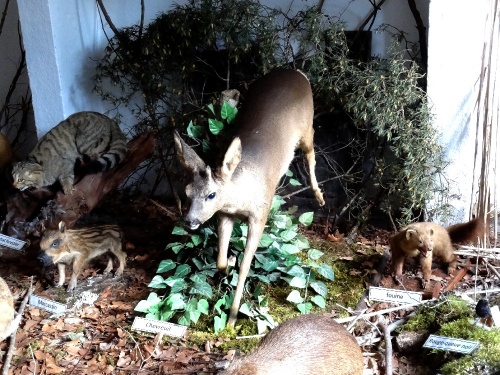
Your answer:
132;317;187;338
369;286;422;304
30;295;67;314
423;334;479;354
0;234;26;250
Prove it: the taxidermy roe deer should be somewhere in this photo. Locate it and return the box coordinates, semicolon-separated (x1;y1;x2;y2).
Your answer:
174;69;325;326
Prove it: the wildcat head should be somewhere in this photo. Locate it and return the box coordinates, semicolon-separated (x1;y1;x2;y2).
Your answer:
11;161;45;191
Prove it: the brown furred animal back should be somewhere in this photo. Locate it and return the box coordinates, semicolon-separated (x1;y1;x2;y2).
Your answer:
447;217;485;245
220;314;363;375
39;222;126;290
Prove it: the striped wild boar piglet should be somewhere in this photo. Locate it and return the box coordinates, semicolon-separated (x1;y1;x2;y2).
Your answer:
38;221;127;290
220;314;364;375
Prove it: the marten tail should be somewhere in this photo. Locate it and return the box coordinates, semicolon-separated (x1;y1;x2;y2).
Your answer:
446;217;485;245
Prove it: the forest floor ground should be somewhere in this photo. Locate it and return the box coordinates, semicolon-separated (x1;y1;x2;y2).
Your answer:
0;193;497;374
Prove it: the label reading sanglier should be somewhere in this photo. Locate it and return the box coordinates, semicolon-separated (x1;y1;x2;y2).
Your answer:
131;317;187;338
369;286;422;304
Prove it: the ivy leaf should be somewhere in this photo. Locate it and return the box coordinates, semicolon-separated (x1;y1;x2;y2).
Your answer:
190;279;213;299
310;281;328;297
286;290;304;304
157;259;177;273
191;235;202;246
311;295;326;308
287;265;306;278
207;103;215;115
307;249;324;261
239;303;255;317
186;120;204;139
197;299;209;315
208;118;224;135
172;226;188;235
174;264;191;277
166;293;186;310
221;101;238;123
315;264;335;281
298;212;314;226
214;312;227;334
289;178;302;186
134;292;161;312
289;276;307;288
280;243;300;255
148;275;167;289
297;302;313;314
280;229;297;242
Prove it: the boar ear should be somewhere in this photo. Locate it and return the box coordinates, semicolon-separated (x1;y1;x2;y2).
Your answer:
221;137;242;179
406;229;416;240
173;130;207;173
58;221;66;233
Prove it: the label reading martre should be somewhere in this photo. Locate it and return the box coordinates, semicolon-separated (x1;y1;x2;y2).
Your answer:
30;294;67;314
369;286;422;304
0;234;26;250
423;334;479;354
132;317;187;338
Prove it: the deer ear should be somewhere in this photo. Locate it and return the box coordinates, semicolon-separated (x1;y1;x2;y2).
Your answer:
58;221;66;233
221;137;242;179
173;131;207;172
406;228;416;240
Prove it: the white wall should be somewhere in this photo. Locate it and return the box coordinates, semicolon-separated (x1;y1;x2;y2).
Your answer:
15;0;179;141
427;0;498;223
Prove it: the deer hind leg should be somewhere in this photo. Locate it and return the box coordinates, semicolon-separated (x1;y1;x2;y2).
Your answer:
299;127;325;206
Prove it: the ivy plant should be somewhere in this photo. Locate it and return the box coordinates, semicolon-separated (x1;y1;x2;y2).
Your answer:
135;195;334;334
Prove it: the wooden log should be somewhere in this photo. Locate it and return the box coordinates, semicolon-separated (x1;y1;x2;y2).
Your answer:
0;131;156;257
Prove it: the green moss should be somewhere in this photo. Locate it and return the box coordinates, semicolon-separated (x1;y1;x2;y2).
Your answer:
438;320;500;375
402;297;472;333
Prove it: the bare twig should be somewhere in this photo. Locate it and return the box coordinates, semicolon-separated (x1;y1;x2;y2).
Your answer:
377;315;393;375
0;0;11;39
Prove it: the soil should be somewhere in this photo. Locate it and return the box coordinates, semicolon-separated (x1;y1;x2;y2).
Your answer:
0;193;495;374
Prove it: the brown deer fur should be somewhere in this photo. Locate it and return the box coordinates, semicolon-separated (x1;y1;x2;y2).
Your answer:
174;70;325;326
220;314;363;375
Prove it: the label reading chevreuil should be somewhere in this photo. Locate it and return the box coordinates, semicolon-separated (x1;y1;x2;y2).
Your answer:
423;334;479;354
29;294;67;314
369;286;423;304
0;234;26;250
131;317;187;338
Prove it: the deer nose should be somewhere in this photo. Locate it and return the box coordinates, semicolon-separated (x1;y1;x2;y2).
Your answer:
187;220;201;230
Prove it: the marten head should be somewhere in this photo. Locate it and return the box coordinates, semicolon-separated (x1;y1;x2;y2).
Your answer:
405;227;434;258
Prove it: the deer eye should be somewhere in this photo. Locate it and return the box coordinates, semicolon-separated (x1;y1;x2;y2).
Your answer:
207;192;216;200
51;239;62;248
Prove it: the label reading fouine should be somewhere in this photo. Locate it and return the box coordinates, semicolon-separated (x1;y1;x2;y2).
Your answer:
423;334;479;354
30;295;67;314
131;317;187;338
0;234;26;250
369;286;422;304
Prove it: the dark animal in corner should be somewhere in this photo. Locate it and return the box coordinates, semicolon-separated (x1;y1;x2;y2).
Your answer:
38;221;126;290
174;69;325;326
219;314;364;375
390;218;484;288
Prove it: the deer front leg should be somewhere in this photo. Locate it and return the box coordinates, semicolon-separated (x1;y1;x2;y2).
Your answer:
217;214;235;272
227;218;266;327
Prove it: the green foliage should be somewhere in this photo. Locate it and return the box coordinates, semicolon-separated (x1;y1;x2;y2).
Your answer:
95;0;450;223
401;296;473;333
439;320;500;375
135;196;334;333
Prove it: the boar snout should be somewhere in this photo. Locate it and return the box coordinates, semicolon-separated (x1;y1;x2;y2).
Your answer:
37;252;53;267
